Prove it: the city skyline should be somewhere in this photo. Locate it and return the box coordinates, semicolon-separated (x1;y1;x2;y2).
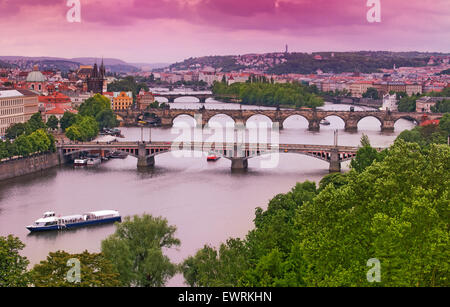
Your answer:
0;0;449;63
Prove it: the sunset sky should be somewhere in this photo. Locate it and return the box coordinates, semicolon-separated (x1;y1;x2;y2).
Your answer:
0;0;449;63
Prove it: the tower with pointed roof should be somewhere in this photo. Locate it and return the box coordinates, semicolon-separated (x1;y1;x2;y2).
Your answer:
87;60;105;94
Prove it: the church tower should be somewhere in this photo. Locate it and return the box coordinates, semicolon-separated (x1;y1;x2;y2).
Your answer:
87;61;105;94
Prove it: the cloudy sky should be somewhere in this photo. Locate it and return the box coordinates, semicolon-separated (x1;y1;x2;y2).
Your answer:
0;0;449;63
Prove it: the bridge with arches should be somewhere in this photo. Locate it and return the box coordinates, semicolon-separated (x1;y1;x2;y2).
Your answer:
117;108;443;132
58;141;386;173
153;92;213;103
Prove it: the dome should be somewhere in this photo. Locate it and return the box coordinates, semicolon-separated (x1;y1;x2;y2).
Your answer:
26;65;46;82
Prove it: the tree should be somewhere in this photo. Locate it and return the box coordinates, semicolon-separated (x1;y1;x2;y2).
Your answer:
28;129;51;153
14;134;34;156
101;214;180;287
28;113;46;132
0;235;30;287
30;250;121;287
47;115;59;131
350;134;386;173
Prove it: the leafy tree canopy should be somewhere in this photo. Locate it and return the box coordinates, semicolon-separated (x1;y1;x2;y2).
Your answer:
30;250;121;287
102;214;180;287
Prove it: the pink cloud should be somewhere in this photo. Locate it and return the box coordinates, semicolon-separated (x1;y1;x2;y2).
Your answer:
0;0;448;62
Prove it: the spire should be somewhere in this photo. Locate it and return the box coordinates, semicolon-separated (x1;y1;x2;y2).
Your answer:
92;62;98;78
100;57;106;78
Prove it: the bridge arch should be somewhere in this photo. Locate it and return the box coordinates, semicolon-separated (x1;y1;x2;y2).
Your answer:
281;114;309;129
357;115;384;131
172;113;197;127
62;148;140;159
173;96;201;103
394;116;420;126
206;114;236;126
245;113;274;126
318;114;346;129
154;97;169;103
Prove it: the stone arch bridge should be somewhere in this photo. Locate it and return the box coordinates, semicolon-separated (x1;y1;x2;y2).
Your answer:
117;109;443;132
58;141;386;173
153;93;213;103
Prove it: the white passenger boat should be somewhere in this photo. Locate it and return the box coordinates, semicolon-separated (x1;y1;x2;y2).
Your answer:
26;210;121;232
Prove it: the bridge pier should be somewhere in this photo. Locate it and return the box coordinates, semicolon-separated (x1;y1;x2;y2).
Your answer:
308;120;320;131
137;143;155;168
231;158;248;170
381;121;395;132
329;148;341;173
137;156;155;168
273;121;283;130
344;120;358;132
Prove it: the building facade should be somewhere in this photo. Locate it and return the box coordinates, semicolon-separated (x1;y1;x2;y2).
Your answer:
0;89;38;136
136;91;155;111
112;91;133;111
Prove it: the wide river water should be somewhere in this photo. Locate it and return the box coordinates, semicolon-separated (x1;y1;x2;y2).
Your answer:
0;99;415;286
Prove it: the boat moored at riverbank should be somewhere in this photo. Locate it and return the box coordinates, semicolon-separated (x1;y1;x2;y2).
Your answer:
26;210;122;232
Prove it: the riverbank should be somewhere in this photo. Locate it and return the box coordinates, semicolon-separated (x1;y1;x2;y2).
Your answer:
0;152;61;182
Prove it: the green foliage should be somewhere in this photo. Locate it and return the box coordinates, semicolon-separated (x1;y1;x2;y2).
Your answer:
318;173;349;192
5;122;30;139
397;124;447;147
28;113;46;132
60;112;78;132
101;214;180;287
298;141;449;286
79;94;111;118
212;81;324;108
0;235;30;287
65;94;117;139
96;109;119;130
65;116;99;142
182;141;450;287
397;95;419;112
350;134;386;173
362;88;380;99
30;250;121;287
431;100;450;113
46;115;59;130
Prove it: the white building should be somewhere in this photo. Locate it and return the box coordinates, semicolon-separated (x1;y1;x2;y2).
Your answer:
382;93;398;112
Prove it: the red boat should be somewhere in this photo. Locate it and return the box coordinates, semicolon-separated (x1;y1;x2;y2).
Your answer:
207;154;221;162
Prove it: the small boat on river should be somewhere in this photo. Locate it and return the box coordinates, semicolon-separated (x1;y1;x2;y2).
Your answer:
207;154;221;162
26;210;121;232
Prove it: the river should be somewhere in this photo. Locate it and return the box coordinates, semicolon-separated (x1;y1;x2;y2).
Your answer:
0;99;415;286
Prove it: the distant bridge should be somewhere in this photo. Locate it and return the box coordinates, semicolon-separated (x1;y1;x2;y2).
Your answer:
117;108;443;132
58;141;386;173
153;92;213;103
